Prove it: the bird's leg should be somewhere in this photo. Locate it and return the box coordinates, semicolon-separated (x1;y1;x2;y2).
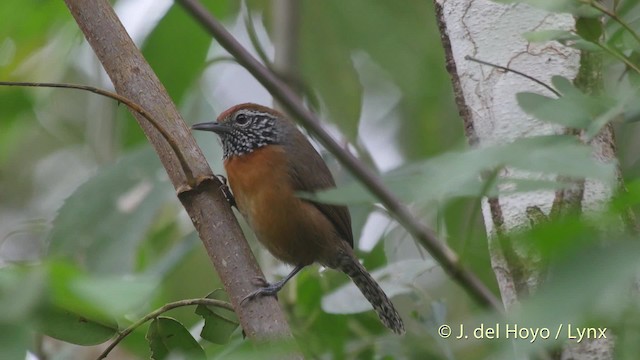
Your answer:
241;265;305;304
216;174;236;208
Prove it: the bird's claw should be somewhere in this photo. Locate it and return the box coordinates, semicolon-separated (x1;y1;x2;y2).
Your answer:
250;276;269;287
216;174;236;207
240;277;281;305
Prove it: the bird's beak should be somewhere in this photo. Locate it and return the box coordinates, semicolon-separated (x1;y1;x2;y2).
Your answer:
191;121;231;134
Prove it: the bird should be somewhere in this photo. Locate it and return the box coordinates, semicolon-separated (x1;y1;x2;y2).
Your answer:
192;103;405;334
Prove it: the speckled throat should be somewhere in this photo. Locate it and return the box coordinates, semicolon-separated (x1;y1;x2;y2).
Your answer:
222;110;282;159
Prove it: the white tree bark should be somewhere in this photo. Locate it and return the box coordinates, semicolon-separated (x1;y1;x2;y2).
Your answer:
435;0;615;358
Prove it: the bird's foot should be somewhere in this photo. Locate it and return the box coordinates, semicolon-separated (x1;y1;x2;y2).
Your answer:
216;174;236;207
240;276;285;305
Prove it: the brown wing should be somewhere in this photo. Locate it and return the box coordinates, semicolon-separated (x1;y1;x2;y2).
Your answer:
284;129;354;248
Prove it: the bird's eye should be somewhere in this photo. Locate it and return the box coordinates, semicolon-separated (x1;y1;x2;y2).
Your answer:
235;113;250;126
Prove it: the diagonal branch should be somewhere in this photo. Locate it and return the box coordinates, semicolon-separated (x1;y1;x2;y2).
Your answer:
176;0;503;312
62;0;297;344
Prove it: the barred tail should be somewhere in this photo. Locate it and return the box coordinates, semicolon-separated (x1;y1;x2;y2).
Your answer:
337;254;405;334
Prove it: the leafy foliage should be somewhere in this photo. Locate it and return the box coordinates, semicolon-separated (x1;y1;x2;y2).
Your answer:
301;135;615;206
147;316;206;360
2;0;640;359
48;147;172;274
491;0;598;17
195;291;238;344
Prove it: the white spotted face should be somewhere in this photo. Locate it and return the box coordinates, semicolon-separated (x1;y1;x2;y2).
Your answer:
217;108;281;158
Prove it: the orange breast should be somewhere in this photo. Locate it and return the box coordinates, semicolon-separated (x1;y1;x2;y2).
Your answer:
224;145;336;266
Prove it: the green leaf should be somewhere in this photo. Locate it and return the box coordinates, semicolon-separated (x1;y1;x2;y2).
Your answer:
489;136;613;179
195;291;238;344
585;91;632;140
549;75;575;95
322;259;436;314
47;262;100;319
576;17;603;42
621;19;640;52
568;39;605;51
491;0;598;17
522;30;577;43
623;87;640;124
144;231;201;278
0;91;34;167
302;135;615;206
0;323;29;360
0;263;120;346
38;305;117;346
69;275;159;318
611;179;640;210
48;147;171;274
300;1;363;140
0;266;46;323
147;317;206;360
529;76;624;139
0;1;69;78
517;92;591;128
296;186;373;205
517;78;614;129
47;261;158;321
510;241;640;336
143;1;234;104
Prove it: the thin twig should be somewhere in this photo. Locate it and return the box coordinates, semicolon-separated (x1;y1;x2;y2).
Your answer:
97;298;234;360
586;0;640;46
204;55;238;68
244;5;272;69
0;81;196;185
464;56;561;97
594;41;640;74
272;0;301;112
176;0;503;312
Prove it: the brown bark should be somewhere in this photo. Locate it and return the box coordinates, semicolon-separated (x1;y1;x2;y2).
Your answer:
62;0;296;343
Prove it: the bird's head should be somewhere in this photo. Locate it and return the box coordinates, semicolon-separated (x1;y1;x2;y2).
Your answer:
192;103;286;159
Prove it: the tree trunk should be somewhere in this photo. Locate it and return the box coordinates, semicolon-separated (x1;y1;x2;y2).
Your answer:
62;0;298;345
435;0;616;358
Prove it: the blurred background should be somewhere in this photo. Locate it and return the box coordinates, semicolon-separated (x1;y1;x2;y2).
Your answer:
2;0;640;359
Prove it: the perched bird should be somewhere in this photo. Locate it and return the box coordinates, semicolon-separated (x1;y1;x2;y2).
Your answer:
192;103;404;334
